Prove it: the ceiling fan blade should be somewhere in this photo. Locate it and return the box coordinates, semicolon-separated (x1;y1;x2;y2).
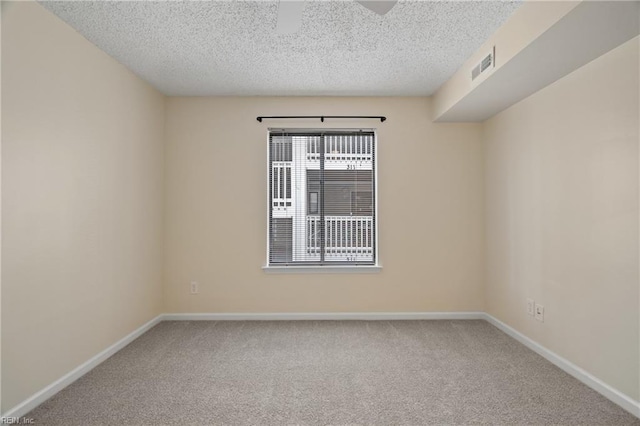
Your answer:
276;1;306;34
356;1;398;15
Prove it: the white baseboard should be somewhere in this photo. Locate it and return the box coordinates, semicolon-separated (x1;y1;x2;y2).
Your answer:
161;311;486;321
483;313;640;418
2;314;163;420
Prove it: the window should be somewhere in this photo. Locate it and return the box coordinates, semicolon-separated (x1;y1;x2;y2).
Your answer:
267;130;377;267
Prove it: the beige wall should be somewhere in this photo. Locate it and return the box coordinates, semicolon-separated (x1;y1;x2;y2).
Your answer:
164;97;485;313
483;37;639;401
2;2;165;411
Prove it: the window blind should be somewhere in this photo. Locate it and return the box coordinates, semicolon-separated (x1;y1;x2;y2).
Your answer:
268;130;376;266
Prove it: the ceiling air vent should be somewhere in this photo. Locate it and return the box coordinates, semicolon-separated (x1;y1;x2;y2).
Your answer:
471;46;495;82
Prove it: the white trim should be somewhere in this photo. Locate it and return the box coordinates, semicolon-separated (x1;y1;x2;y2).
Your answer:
267;128;377;132
1;315;163;420
262;265;382;274
483;313;640;419
162;311;484;321
265;130;271;267
373;130;380;267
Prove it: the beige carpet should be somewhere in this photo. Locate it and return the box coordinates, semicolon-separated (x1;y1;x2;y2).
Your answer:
27;320;639;425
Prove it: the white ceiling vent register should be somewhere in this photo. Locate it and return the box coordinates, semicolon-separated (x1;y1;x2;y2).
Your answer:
471;46;496;83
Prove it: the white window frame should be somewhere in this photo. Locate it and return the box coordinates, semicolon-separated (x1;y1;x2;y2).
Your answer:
263;128;381;273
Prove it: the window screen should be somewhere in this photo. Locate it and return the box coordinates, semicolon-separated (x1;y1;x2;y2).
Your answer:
268;130;376;266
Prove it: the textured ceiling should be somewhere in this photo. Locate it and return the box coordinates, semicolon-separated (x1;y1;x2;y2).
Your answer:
40;1;522;96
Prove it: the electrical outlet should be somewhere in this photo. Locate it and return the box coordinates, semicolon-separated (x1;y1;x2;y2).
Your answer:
190;281;199;294
526;299;535;316
535;304;544;322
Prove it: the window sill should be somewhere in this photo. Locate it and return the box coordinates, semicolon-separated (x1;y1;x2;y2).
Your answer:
262;265;382;274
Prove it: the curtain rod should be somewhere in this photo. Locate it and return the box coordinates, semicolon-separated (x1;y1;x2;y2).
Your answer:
256;115;386;123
